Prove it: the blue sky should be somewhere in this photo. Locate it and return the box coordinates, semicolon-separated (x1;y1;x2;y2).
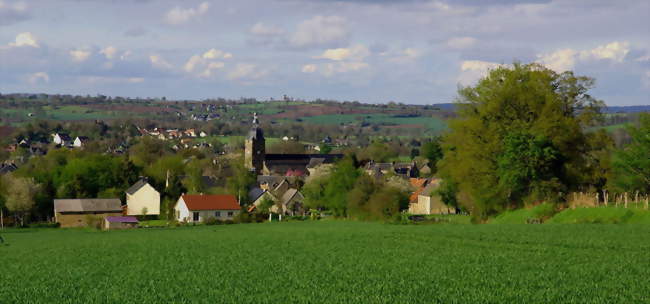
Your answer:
0;0;648;105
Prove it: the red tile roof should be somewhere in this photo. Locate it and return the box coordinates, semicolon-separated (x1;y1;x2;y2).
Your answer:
182;194;240;211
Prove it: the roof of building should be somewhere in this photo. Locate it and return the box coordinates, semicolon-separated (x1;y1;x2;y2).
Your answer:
0;163;18;174
306;157;326;169
248;126;264;140
248;187;266;202
257;175;286;186
105;216;139;223
181;194;240;211
76;136;89;141
125;178;152;195
56;133;71;140
419;179;441;197
280;188;301;205
54;198;122;213
264;154;342;174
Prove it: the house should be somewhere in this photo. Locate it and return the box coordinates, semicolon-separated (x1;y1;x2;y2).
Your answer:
125;178;160;216
199;131;208;138
53;198;123;228
73;136;89;148
174;194;240;223
184;129;197;137
409;180;457;215
364;161;419;178
249;187;305;215
52;133;71;146
104;216;138;230
277;188;305;215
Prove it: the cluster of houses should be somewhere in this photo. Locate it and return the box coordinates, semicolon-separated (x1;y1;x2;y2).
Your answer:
137;127;208;141
52;177;242;230
52;133;89;148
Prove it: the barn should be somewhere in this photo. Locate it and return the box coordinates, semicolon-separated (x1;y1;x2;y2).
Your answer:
53;199;123;228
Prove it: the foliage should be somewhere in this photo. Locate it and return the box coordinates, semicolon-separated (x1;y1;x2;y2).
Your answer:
438;63;604;219
546;207;650;224
608;113;650;193
226;157;256;205
489;203;557;224
420;138;443;174
1;175;41;226
1;222;648;303
358;141;398;162
321;156;360;216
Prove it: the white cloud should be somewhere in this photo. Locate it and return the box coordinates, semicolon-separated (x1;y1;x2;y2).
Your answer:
579;41;629;62
8;32;38;48
538;41;631;72
446;37;477;49
28;71;49;85
227;63;268;80
184;49;232;77
165;2;209;25
289;15;348;49
301;64;317;73
250;22;284;36
315;44;370;61
69;48;91;62
458;60;503;85
149;54;173;69
538;48;577;72
388;48;422;63
100;46;118;60
0;0;29;26
202;48;232;60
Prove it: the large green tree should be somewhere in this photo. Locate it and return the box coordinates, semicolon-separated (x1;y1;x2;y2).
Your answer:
438;63;604;218
609;113;650;193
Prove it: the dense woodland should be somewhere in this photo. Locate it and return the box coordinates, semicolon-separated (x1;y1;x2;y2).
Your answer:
0;63;648;224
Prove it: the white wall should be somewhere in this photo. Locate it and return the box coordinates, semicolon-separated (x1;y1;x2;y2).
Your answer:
173;197;240;222
126;183;161;215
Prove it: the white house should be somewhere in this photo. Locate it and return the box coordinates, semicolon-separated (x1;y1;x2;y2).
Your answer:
174;194;240;223
199;131;208;138
73;136;89;148
52;133;71;146
125;178;161;216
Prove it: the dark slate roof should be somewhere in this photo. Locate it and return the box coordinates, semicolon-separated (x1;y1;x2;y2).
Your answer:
248;187;265;202
57;133;71;141
257;175;286;186
264;154;342;174
54;198;122;213
106;216;138;223
0;163;18;174
306;158;326;169
125;179;149;195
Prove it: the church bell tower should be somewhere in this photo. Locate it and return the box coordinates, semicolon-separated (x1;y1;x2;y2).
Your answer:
245;113;265;173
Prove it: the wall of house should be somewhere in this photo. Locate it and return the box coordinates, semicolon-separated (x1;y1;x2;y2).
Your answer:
174;198;190;222
103;221;137;230
126;184;161;215
410;196;432;215
56;212;122;228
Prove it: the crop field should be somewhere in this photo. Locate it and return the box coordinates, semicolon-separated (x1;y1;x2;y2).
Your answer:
301;114;447;133
1;221;647;303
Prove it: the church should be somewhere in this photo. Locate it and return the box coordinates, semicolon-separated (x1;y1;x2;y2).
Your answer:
244;113;342;176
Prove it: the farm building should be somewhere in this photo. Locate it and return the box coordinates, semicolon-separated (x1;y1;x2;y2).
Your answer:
73;136;89;148
52;133;71;146
53;198;123;228
174;194;240;223
125;178;160;216
409;181;457;215
104;216;139;230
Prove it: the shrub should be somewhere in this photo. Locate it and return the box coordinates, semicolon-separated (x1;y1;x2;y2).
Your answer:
204;217;219;226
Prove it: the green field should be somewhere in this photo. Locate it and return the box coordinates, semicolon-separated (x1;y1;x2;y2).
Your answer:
1;221;648;303
301;114;447;132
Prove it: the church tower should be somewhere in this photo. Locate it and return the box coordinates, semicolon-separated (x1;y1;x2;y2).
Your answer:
245;113;265;173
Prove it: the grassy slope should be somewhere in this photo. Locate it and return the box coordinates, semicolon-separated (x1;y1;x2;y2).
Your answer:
489;203;556;224
547;207;650;224
1;221;648;303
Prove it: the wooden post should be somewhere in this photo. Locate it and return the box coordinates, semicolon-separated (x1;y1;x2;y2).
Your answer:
268;213;272;222
645;195;649;210
604;190;608;206
635;191;639;207
624;192;628;209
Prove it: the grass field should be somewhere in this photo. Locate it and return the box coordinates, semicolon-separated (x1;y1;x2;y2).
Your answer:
301;114;447;133
1;221;648;303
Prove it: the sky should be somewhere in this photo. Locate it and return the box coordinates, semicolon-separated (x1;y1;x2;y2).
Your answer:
0;0;649;105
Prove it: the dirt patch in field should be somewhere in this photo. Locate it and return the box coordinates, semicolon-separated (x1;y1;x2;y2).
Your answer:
267;105;372;119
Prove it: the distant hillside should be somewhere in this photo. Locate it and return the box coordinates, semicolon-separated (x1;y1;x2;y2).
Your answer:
433;103;650;114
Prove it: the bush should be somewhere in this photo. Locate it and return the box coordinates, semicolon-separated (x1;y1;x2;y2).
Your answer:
204;217;219;226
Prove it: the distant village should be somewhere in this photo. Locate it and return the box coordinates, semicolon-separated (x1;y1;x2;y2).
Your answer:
1;113;450;230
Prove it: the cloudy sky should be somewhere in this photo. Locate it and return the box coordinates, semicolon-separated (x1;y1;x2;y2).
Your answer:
0;0;649;105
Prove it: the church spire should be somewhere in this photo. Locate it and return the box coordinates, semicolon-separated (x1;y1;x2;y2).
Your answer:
252;112;259;126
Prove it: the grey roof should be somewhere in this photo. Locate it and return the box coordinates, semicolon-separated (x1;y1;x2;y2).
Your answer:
125;179;150;195
248;187;265;202
248;126;264;140
0;163;18;174
257;175;285;186
306;158;326;169
420;180;441;197
54;198;122;213
280;188;300;205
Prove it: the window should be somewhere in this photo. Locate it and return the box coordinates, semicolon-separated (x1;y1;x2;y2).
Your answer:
227;211;234;217
193;212;199;222
215;211;221;217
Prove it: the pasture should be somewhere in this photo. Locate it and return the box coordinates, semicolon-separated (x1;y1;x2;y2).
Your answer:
0;221;648;303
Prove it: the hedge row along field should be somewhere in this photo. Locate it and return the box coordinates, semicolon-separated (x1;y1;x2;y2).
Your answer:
1;221;648;303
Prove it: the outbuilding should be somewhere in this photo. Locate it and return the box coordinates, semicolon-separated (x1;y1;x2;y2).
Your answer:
104;216;139;230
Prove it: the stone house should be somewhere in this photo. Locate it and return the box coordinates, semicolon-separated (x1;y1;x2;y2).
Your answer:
54;198;123;228
408;181;457;215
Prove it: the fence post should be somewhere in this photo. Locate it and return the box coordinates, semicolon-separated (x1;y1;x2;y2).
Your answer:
604;190;608;207
624;192;628;209
646;195;649;210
